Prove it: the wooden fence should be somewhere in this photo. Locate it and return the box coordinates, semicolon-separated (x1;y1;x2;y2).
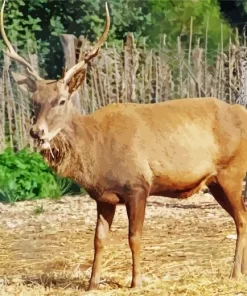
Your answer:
2;32;247;198
0;33;246;152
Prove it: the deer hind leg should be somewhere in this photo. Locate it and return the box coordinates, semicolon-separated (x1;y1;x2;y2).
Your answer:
208;171;247;279
88;201;116;291
125;185;148;288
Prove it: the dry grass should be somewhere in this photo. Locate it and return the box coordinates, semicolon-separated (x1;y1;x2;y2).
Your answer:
0;193;247;295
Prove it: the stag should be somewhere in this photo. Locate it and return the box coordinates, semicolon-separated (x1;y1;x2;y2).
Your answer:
1;0;247;291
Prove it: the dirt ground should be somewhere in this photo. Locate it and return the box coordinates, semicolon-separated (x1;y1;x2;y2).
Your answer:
0;193;247;296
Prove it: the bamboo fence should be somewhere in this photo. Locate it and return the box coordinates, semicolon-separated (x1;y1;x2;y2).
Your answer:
0;33;247;152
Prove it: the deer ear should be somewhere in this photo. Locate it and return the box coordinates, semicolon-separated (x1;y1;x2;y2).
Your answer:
11;72;38;93
67;68;87;95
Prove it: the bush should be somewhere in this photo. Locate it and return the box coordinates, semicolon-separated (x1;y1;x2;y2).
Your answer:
0;147;82;203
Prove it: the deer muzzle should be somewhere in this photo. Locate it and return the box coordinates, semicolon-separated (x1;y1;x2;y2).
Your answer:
30;126;44;139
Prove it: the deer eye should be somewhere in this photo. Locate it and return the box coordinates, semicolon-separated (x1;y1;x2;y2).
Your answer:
30;111;36;124
59;99;66;106
31;115;36;125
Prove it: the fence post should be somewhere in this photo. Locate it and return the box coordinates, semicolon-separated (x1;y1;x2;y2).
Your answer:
60;34;83;113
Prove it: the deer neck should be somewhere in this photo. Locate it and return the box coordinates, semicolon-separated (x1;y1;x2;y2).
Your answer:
40;113;101;190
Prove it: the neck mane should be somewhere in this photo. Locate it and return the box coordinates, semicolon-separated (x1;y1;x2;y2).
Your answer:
40;130;75;173
39;114;101;191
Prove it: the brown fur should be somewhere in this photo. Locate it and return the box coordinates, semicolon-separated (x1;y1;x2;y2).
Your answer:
32;96;247;290
40;97;246;200
2;0;247;290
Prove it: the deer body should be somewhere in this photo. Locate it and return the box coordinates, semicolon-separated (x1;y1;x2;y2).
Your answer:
45;97;245;201
2;0;247;291
37;96;247;289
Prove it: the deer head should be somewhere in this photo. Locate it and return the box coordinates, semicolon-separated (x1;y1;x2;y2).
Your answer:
0;0;110;150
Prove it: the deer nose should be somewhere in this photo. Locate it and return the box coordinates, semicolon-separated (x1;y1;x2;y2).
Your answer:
30;127;44;139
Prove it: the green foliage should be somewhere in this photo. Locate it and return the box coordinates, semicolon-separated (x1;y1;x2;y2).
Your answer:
145;0;233;49
0;147;82;203
0;0;42;52
0;0;235;78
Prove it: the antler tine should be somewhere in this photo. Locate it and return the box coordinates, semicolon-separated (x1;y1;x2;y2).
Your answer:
63;2;110;85
0;0;42;80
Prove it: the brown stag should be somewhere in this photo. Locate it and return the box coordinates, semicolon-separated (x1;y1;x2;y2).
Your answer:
1;0;247;291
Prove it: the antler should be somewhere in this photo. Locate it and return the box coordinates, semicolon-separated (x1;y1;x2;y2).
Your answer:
0;0;42;80
63;2;110;85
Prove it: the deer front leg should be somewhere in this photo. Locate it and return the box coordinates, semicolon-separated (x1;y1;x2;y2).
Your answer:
125;187;147;288
88;201;116;291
